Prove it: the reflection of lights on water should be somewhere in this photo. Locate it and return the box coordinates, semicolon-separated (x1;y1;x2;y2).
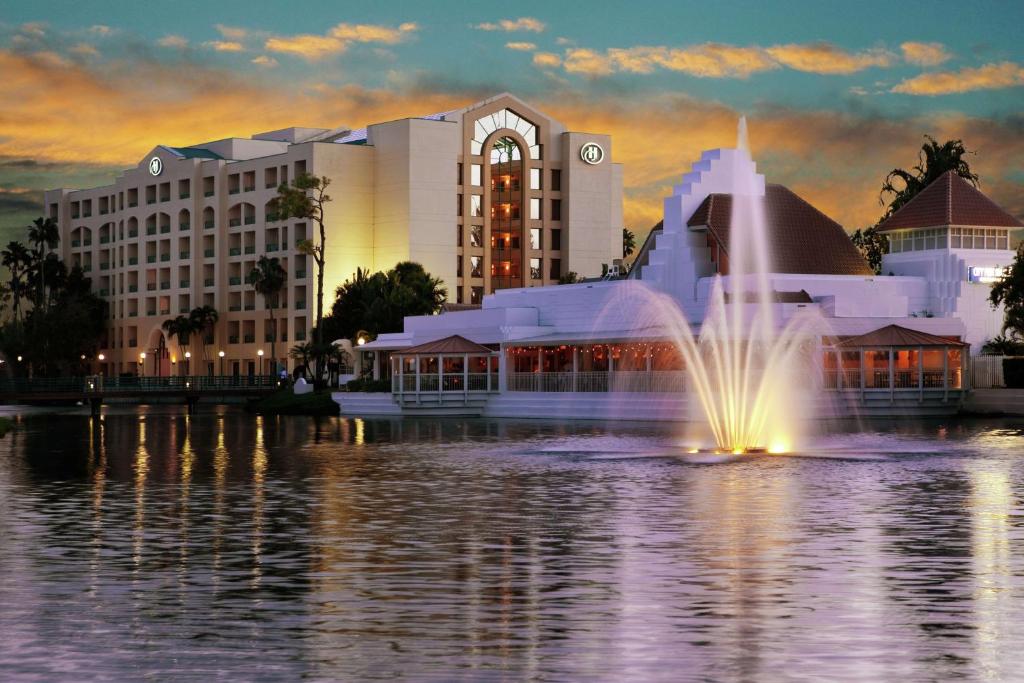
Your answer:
354;417;365;445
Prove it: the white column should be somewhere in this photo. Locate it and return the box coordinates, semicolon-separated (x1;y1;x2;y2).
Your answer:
572;346;579;393
918;345;924;402
463;353;468;398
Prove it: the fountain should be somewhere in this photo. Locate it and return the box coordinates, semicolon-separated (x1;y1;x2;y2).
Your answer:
603;118;824;454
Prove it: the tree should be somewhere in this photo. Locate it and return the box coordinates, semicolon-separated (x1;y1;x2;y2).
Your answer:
328;262;446;341
188;305;219;366
27;217;59;314
289;342;314;379
247;255;287;372
270;173;332;372
850;226;890;275
990;244;1024;340
162;315;194;368
558;271;581;284
1;241;34;322
880;135;979;219
623;228;636;258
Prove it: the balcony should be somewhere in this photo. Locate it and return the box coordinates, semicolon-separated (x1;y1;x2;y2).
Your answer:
99;262;110;270
128;257;138;265
146;255;156;263
128;201;138;208
229;188;240;196
244;303;255;311
179;222;190;231
128;284;138;293
146;227;157;236
82;265;92;272
98;288;109;296
229;306;241;312
179;192;190;200
243;334;255;343
204;190;215;198
295;300;306;310
83;239;92;246
180;251;190;259
266;244;279;252
229;247;241;256
204;278;215;287
146;309;156;316
160;254;170;262
229;218;241;227
229;335;239;343
229;276;242;286
160;225;171;234
146;283;157;291
295;270;306;278
204;220;215;230
179;279;190;288
146;199;156;206
265;182;277;189
100;236;110;244
244;217;255;225
128;230;138;238
71;240;81;247
243;185;255;193
160;282;171;291
244;246;255;254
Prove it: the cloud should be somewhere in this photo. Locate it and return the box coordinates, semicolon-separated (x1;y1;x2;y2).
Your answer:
505;41;536;51
158;35;188;48
562;41;894;78
215;24;248;41
533;52;562;68
204;40;245;52
892;61;1024;95
900;41;952;67
473;17;545;33
265;21;418;60
88;25;114;36
19;22;46;38
69;43;99;58
251;55;278;68
766;43;894;74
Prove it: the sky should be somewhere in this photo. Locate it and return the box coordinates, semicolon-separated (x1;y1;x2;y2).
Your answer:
1;0;1023;248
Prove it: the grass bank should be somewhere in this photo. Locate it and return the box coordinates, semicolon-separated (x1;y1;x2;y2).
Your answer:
245;389;340;417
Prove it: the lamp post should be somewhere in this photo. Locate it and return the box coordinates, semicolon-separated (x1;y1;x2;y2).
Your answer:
139;351;146;377
184;351;191;376
218;350;225;376
97;353;105;379
257;349;264;377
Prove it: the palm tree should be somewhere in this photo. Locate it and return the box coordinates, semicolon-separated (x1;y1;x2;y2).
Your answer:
623;228;636;258
2;241;34;322
27;217;59;313
880;135;979;219
162;315;193;372
247;255;287;373
289;342;314;380
188;305;218;366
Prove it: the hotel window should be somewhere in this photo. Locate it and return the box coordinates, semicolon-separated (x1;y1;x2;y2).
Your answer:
530;258;542;280
457;163;463;186
471;164;482;186
530;198;541;220
457;256;463;278
471;287;483;305
470;256;483;278
470;225;483;248
551;199;562;221
551;169;561;191
457;194;463;217
457;225;463;247
456;288;464;304
530;168;541;190
529;228;541;250
470;195;483;217
551;228;562;250
549;258;561;280
294;160;306;178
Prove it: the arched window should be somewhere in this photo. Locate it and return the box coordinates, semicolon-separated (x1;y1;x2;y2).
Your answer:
178;208;190;231
489;136;524;290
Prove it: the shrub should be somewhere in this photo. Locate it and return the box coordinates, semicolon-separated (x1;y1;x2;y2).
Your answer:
345;377;391;392
1004;358;1024;388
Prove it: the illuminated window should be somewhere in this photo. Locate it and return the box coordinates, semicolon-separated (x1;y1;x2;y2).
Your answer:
470;225;483;248
470;256;482;278
530;258;542;280
530;229;541;250
471;164;482;186
470;195;482;217
530;168;541;190
530;198;541;220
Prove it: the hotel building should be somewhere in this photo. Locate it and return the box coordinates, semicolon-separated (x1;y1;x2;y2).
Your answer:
44;93;623;376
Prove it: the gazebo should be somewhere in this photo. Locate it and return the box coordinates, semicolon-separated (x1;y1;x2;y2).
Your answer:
823;324;968;402
391;335;500;402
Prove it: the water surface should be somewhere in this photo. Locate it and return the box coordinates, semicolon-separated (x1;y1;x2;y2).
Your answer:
1;407;1023;681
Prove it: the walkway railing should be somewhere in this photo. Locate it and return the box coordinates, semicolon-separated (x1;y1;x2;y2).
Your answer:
507;371;686;393
0;375;279;394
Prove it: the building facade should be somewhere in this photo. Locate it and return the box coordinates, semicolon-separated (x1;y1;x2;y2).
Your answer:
43;93;623;376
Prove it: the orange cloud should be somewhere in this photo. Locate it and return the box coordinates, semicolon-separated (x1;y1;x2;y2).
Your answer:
204;40;245;52
251;55;278;68
532;52;562;68
215;24;249;41
892;61;1024;94
473;17;545;32
766;43;894;74
900;41;951;67
505;42;536;51
265;22;418;60
158;35;188;48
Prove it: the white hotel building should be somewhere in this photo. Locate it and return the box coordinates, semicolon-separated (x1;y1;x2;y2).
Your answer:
44;93;623;376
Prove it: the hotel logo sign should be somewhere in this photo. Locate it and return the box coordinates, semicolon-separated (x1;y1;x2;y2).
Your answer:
580;142;604;165
969;265;1008;284
148;156;163;176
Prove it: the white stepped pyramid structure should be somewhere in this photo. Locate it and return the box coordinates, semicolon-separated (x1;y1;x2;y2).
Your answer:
636;148;765;317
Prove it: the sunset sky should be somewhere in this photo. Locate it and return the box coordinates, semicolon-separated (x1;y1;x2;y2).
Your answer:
2;0;1022;247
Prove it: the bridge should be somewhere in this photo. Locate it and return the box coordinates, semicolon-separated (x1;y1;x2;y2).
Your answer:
0;375;281;414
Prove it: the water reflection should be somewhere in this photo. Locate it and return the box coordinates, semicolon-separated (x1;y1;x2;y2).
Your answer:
0;410;1023;681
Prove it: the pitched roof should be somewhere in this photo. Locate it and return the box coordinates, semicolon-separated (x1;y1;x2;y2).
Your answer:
835;324;966;348
687;184;874;276
877;170;1023;232
400;335;494;355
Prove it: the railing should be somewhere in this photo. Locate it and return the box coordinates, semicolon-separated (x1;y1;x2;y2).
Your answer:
0;375;279;394
507;371;686;393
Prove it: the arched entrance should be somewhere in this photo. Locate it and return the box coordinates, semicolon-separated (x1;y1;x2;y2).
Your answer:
145;327;172;378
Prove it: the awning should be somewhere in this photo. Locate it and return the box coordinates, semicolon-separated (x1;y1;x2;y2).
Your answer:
834;324;967;348
399;335;495;355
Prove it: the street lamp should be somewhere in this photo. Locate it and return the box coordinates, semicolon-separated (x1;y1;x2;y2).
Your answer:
218;350;225;376
257;349;264;376
98;353;105;361
184;351;191;376
139;351;146;377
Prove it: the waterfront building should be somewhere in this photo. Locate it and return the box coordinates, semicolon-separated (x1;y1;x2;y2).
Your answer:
349;145;1021;419
44;93;622;376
